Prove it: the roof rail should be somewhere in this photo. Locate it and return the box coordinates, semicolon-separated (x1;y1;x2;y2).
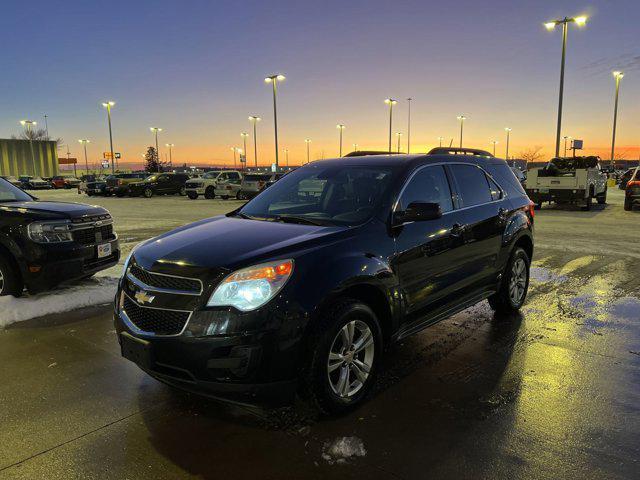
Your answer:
343;151;405;157
426;147;494;157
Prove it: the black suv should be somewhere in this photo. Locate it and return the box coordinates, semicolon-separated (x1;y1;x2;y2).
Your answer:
128;173;190;198
0;178;120;296
115;154;534;413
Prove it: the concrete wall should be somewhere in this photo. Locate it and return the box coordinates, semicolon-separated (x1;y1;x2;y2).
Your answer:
0;139;59;177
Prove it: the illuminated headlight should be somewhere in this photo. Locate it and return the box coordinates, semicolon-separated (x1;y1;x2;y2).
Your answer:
207;259;294;311
27;221;73;243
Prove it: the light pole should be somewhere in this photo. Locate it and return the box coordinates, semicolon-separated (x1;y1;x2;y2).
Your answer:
248;115;261;167
336;124;345;156
78;139;90;175
437;136;444;147
284;148;289;167
43;114;49;139
544;16;587;158
264;74;285;169
406;97;412;154
384;98;397;153
610;71;624;168
396;132;403;153
504;127;512;161
305;139;311;164
240;133;249;170
457;116;466;148
165;143;174;167
353;143;358;152
563;135;572;157
101;101;116;173
20;120;37;175
231;147;238;168
150;127;162;172
491;140;498;156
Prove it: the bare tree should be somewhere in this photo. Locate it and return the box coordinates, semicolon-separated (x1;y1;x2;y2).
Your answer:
11;126;63;146
519;146;544;163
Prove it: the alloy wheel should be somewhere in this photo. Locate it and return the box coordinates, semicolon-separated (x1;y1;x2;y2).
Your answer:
327;320;375;398
509;258;527;305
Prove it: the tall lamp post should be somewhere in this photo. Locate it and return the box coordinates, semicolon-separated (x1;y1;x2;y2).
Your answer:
384;98;397;153
544;16;587;157
491;140;498;156
240;133;249;170
78;139;90;175
165;143;174;167
20;120;37;175
396;132;403;153
353;143;358;152
284;148;289;167
101;101;116;173
150;127;162;172
406;97;412;154
563;135;572;157
457;115;466;148
264;74;285;170
437;136;444;147
305;139;311;164
248;115;261;167
504;127;512;161
610;71;624;168
336;124;345;156
231;147;238;168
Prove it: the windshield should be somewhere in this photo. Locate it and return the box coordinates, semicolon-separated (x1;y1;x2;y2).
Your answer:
203;171;221;179
239;164;396;226
0;178;32;202
244;174;270;181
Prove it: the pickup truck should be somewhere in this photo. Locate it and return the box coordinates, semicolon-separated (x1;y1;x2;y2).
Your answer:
525;156;607;210
185;170;243;199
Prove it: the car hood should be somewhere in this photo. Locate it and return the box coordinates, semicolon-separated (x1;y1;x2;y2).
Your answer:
134;215;348;274
0;201;108;220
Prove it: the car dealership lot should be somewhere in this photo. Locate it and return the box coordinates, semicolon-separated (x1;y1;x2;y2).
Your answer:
0;189;639;479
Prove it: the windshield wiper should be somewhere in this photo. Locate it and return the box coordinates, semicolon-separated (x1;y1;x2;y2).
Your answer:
272;215;330;226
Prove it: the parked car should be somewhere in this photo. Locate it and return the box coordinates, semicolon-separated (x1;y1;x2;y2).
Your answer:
185;170;243;199
105;172;149;197
511;167;526;187
128;173;190;198
51;175;81;189
237;173;272;199
624;167;640;211
214;173;244;199
0;176;23;188
80;176;108;196
115;153;534;413
525;156;607;210
618;168;635;190
0;177;120;296
18;176;52;190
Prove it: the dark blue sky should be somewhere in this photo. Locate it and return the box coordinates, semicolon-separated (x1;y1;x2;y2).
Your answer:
1;0;638;165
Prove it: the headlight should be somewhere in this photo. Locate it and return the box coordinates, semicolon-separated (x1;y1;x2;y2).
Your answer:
121;243;141;277
207;259;294;311
27;221;73;243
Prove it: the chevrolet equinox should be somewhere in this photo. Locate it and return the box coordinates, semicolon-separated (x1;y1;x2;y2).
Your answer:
115;153;534;414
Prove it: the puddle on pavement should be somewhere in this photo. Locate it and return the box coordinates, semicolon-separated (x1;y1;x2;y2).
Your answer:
529;266;567;285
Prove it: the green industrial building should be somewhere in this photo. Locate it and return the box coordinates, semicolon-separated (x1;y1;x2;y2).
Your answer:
0;139;59;177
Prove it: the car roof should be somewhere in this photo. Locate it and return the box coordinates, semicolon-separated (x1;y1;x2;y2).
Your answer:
309;153;508;170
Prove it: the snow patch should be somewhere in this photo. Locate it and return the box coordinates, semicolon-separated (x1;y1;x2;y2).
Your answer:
0;276;118;327
321;436;366;464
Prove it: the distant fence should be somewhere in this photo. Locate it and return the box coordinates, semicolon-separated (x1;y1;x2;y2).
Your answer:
0;139;59;177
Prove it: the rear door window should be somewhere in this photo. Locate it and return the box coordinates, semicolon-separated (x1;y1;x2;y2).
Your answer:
448;164;493;207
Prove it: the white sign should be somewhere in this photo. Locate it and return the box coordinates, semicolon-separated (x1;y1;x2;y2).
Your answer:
271;163;277;172
101;161;110;169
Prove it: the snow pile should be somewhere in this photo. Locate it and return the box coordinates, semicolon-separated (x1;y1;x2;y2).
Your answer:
322;436;366;464
0;276;118;327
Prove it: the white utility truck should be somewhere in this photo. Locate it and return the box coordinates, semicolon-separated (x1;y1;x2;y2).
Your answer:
185;170;243;200
525;156;607;211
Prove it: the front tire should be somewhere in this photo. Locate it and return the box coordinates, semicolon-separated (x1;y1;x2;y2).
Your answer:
143;188;153;198
179;186;186;196
488;247;530;314
187;191;198;200
204;187;215;199
624;197;633;211
303;299;382;415
0;254;23;297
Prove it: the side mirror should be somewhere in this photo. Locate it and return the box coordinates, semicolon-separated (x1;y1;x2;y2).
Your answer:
396;202;442;224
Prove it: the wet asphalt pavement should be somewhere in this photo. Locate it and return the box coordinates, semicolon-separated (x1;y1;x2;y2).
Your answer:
0;189;639;479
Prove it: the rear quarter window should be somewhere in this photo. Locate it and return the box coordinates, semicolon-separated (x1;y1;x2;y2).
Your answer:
486;163;526;197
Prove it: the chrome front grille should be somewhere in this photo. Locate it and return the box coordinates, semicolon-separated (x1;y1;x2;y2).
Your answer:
127;264;203;295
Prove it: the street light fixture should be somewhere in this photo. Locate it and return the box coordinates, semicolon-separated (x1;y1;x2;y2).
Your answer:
384;98;397;153
101;101;116;173
248;115;261;167
336;124;346;156
396;132;403;153
504;127;512;161
20;120;37;175
353;143;358;152
240;133;249;170
150;127;162;172
264;74;285;169
406;97;412;154
491;140;498;156
544;15;588;157
437;136;444;147
457;116;466;148
610;71;624;168
165;143;175;166
78;139;90;175
305;139;311;164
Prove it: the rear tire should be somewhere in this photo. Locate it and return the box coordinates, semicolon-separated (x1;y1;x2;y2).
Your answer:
488;247;530;314
221;195;229;200
179;186;186;196
581;192;593;211
187;192;198;200
302;299;382;415
624;198;633;211
204;187;215;199
143;188;153;198
0;254;23;297
597;188;607;205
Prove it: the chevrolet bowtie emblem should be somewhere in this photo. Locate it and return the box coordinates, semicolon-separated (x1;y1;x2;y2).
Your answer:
135;290;155;305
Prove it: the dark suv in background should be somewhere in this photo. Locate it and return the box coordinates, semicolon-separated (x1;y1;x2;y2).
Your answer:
115;153;534;413
0;178;119;296
128;173;190;198
105;172;148;196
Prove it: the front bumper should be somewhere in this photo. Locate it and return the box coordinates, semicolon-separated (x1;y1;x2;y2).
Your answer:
185;186;206;194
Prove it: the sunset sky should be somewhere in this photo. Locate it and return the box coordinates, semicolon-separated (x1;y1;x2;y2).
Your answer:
1;0;639;168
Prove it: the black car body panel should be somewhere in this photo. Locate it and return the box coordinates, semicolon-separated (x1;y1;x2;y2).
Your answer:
114;154;534;405
128;173;189;196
